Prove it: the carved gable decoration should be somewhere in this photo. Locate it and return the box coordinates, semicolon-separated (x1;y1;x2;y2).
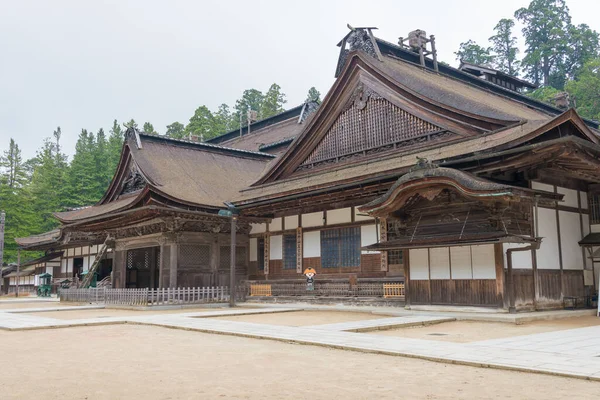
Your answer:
296;85;450;172
121;163;146;195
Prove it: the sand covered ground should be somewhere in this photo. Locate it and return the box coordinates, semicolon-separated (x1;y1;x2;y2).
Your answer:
372;316;600;342
209;310;384;326
0;324;597;399
0;301;78;310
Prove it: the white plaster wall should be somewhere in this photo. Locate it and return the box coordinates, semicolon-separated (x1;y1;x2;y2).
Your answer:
46;266;53;274
471;244;496;279
409;249;429;280
531;182;554;193
82;257;89;272
67;248;74;257
559;211;584;270
67;258;73;273
303;231;321;257
592;224;600;233
354;208;374;222
250;223;266;234
74;247;82;256
269;235;283;260
360;225;378;254
503;243;533;269
536;207;560;270
450;246;472;279
61;259;67;273
327;208;352;225
429;247;450;279
583;214;590;236
581;191;588;210
249;238;258;261
302;212;324;227
557;186;579;208
82;246;89;255
269;217;282;232
284;215;299;230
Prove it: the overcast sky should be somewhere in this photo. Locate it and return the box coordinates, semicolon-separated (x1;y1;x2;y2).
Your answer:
1;0;598;160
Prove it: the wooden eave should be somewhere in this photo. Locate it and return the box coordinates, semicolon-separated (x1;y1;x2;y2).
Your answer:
363;232;537;251
254;52;520;186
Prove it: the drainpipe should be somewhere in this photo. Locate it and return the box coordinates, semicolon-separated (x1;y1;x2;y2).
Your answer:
506;239;540;314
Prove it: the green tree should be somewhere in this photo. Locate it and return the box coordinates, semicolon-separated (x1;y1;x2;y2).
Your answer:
565;58;600;120
165;122;186;139
212;104;233;135
261;83;286;119
123;119;138;130
143;122;157;134
68;129;100;207
306;87;321;103
234;89;264;127
454;40;493;65
0;139;27;189
107;120;123;179
489;18;520;76
562;24;600;81
515;0;572;87
185;106;215;140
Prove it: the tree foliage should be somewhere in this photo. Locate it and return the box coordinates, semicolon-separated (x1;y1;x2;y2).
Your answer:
489;18;520;76
306;87;321;103
565;58;600;120
454;40;493;65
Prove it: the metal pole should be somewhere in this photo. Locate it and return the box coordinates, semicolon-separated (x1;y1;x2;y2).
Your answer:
230;216;237;307
0;211;5;295
16;248;20;298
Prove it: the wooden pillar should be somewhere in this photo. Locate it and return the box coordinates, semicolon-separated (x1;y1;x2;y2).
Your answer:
113;249;126;289
506;248;516;313
494;243;505;308
158;242;166;289
169;242;178;288
149;247;156;289
403;249;411;308
210;235;219;286
555;185;564;299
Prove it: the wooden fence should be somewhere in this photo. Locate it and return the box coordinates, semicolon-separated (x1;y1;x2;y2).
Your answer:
60;286;243;306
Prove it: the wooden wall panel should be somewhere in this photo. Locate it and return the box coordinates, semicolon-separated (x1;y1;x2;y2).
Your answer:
563;270;585;297
410;280;430;304
430;280;451;304
508;270;535;309
537;270;562;301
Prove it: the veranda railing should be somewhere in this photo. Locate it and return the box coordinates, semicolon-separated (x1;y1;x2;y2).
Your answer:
59;286;244;306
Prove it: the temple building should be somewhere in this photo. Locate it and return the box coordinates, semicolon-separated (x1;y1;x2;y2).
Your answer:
16;27;600;311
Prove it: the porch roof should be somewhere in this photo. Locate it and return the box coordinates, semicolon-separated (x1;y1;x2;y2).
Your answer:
579;233;600;246
363;232;537;251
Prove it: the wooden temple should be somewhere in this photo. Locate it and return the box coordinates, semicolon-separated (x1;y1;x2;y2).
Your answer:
17;26;600;311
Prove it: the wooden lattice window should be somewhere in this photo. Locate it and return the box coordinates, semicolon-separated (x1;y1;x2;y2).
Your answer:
180;245;210;266
590;193;600;224
283;234;297;269
320;227;361;268
126;248;151;270
388;250;403;265
257;238;265;270
220;246;247;269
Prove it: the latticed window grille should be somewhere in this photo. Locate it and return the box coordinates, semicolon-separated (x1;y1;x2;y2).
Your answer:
302;97;442;166
180;245;210;266
283;234;297;269
257;239;265;270
220;246;247;269
320;227;361;268
388;250;403;265
126;248;152;269
590;193;600;224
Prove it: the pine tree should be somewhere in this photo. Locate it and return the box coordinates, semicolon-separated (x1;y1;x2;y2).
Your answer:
212;104;233;135
489;19;520;76
107;120;124;179
234;89;264;127
123;119;138;130
185;106;215;140
261;83;286;119
306;87;321;103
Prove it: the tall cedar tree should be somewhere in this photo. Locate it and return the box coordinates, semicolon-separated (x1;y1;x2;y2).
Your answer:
489;19;520;76
261;83;287;119
165;122;186;139
565;58;600;120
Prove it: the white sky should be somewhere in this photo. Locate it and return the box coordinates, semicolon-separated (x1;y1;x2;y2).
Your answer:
1;0;598;160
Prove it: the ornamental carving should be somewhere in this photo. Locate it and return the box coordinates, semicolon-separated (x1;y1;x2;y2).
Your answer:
121;164;145;195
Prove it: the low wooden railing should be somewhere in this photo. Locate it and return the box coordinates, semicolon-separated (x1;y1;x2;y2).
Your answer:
59;286;244;306
247;281;404;298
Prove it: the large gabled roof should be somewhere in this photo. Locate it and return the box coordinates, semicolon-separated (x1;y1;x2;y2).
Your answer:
54;131;275;224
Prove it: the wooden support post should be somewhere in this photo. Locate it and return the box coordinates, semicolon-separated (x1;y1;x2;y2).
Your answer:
149;247;156;290
230;216;237;307
169;242;178;288
15;248;20;298
404;250;411;308
494;243;505;308
158;242;166;289
506;248;515;313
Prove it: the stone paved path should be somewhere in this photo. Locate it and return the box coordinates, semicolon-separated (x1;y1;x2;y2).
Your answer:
2;304;600;381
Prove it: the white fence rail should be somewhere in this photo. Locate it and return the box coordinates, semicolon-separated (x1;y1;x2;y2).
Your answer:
59;286;236;306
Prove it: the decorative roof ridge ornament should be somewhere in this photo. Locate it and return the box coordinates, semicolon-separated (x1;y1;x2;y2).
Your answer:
125;127;143;150
335;24;383;78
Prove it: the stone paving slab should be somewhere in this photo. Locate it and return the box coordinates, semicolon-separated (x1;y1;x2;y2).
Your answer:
1;305;105;314
305;316;455;332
